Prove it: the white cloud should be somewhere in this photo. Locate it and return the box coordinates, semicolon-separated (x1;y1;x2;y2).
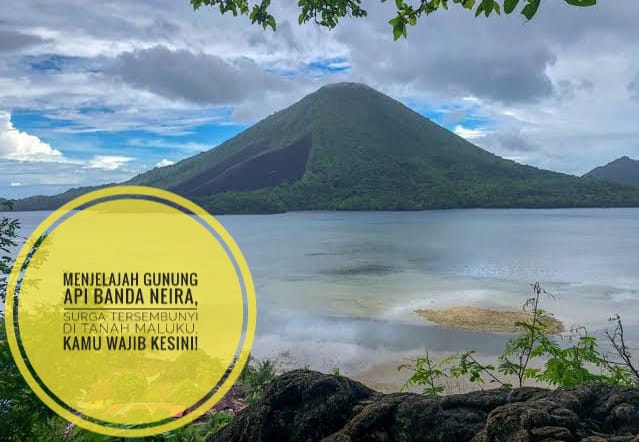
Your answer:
0;159;140;198
0;113;142;197
88;155;133;170
0;111;64;162
128;137;213;152
454;125;488;140
155;158;174;167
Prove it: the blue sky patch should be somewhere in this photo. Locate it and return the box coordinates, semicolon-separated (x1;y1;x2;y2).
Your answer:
10;109;247;170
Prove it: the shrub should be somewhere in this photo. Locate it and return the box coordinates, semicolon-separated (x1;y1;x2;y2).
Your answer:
239;355;276;404
403;282;639;395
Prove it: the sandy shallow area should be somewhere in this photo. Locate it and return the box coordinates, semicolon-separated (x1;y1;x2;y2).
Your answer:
253;304;567;394
256;340;550;395
415;306;565;334
252;305;567;394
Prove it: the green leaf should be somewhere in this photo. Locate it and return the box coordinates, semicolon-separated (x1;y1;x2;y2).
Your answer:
504;0;519;14
477;0;494;17
267;16;276;31
564;0;596;5
504;0;519;13
392;25;402;40
521;0;540;19
389;16;407;40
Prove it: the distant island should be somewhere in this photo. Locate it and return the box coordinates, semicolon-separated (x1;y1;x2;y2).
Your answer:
584;155;639;187
8;83;639;213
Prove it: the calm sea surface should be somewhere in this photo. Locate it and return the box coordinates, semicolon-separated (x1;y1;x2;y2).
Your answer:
3;208;639;377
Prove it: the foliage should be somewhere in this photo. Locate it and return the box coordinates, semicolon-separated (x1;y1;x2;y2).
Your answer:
403;282;638;396
1;200;19;302
451;351;502;386
0;319;61;441
401;351;452;395
402;350;505;394
196;188;286;214
0;201;56;441
496;282;555;387
538;326;632;388
198;412;233;440
189;0;597;40
239;355;276;405
65;410;232;441
603;314;639;384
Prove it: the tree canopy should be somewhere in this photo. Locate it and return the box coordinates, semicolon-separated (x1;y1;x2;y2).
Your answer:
190;0;597;40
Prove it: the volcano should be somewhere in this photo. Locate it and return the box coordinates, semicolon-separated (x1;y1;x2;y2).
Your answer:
14;83;639;212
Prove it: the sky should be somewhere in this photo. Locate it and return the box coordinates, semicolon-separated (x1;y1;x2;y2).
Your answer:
1;0;638;198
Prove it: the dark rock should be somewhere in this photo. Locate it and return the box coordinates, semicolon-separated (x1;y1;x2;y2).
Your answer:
209;370;639;442
210;370;374;441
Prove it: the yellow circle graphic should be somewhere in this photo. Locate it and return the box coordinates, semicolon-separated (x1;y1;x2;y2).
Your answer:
4;186;256;437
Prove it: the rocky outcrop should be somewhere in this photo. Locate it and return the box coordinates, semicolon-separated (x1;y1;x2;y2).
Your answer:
210;370;639;442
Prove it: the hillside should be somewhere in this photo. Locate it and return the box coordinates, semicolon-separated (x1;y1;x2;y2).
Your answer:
11;83;639;212
10;185;111;211
584;156;639;186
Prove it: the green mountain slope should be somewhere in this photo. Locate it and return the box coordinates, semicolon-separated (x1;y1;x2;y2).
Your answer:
129;82;639;212
11;83;639;212
584;156;639;187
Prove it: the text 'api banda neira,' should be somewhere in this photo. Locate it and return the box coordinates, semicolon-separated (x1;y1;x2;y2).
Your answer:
64;287;196;305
